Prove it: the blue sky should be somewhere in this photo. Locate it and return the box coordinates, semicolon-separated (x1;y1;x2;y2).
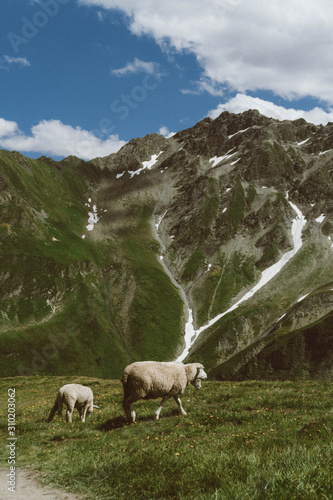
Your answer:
1;0;333;160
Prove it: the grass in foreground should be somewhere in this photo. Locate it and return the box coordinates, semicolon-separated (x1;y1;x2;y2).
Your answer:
1;376;333;499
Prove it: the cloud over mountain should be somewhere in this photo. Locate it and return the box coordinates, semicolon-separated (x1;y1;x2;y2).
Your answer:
0;118;126;160
209;94;333;125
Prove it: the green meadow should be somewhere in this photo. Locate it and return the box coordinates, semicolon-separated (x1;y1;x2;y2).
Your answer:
1;376;333;499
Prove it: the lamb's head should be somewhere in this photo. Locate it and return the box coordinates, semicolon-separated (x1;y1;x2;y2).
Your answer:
191;363;207;390
87;403;100;418
86;403;94;418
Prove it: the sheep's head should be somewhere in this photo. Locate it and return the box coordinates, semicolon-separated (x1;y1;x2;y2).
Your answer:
191;364;207;390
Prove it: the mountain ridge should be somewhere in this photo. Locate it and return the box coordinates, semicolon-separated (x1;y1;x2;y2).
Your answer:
1;110;333;380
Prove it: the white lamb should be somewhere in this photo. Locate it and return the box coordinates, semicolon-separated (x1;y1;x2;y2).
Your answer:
48;383;98;423
121;361;207;422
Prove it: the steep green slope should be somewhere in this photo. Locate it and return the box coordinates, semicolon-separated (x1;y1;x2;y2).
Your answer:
0;148;183;378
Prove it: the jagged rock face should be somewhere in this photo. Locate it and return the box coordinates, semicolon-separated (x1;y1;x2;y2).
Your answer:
1;110;333;380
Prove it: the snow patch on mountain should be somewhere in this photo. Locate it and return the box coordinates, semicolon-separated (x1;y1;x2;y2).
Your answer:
155;211;167;231
116;151;163;179
228;127;250;139
297;293;310;303
83;199;100;233
176;197;307;362
276;313;286;323
316;214;325;223
328;236;333;250
297;138;310;145
210;149;237;167
86;205;99;231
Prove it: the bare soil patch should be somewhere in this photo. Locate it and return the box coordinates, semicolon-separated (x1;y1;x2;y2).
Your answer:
0;467;85;500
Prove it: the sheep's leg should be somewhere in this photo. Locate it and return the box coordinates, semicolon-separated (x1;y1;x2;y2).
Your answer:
174;396;187;416
122;399;131;421
155;395;171;420
123;396;136;423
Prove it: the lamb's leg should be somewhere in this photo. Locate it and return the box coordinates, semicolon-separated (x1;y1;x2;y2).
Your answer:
57;398;63;417
47;400;58;423
174;396;187;416
66;404;74;423
81;404;89;423
63;395;76;423
155;395;171;420
48;394;62;422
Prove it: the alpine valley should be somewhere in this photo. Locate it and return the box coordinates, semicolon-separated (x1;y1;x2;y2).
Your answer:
1;110;333;381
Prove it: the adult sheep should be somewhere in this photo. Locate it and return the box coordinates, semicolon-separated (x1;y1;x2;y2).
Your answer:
48;383;99;423
121;361;207;422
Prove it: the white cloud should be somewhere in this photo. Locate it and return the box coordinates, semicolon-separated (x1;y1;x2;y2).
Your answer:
208;94;333;125
4;56;31;67
97;10;105;21
112;57;162;77
159;126;175;138
0;118;126;160
181;77;224;97
0;118;19;137
1;55;31;70
78;0;333;104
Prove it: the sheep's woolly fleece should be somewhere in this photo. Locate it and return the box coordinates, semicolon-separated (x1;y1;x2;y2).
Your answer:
48;383;95;423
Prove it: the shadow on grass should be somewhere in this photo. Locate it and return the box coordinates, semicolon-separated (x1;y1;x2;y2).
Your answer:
99;409;181;431
99;416;128;431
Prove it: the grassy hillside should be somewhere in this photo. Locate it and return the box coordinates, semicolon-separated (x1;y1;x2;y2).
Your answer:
0;151;183;378
1;376;333;499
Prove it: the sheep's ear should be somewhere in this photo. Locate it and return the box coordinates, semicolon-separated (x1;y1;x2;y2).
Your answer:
196;366;206;378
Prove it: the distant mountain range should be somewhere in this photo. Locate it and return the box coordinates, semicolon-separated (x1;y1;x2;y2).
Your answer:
1;110;333;380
